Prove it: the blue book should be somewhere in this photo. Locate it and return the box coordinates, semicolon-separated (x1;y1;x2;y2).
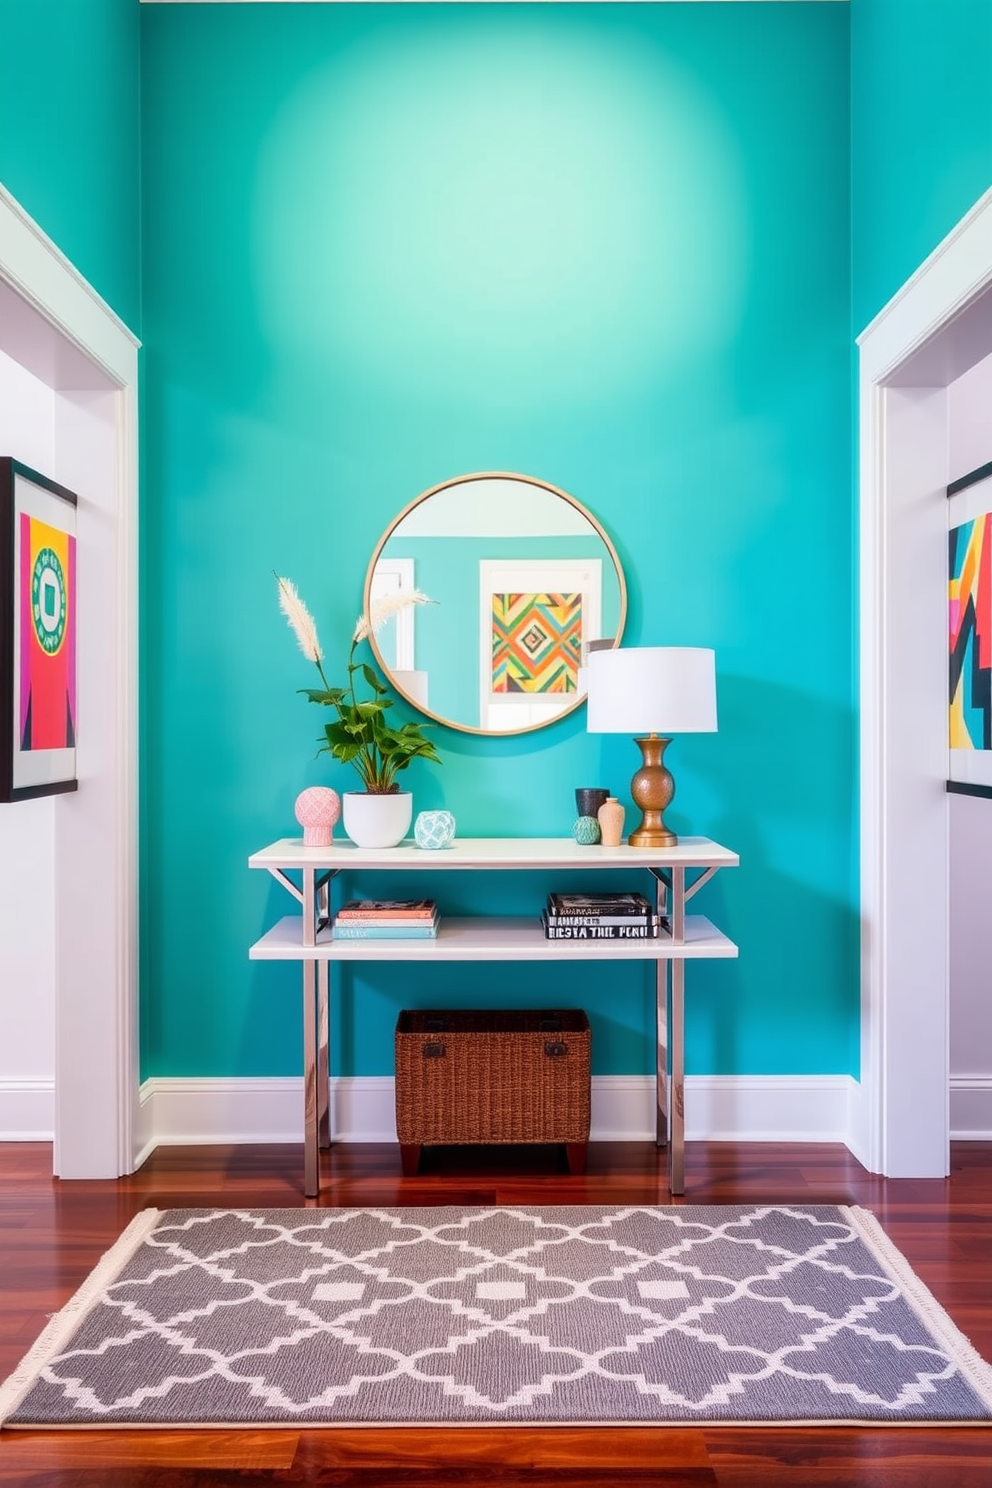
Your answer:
331;923;439;940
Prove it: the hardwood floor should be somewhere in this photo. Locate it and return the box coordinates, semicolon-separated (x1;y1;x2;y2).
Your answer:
1;1139;990;1486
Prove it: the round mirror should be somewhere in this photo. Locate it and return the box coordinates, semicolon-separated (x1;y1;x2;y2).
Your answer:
364;472;627;735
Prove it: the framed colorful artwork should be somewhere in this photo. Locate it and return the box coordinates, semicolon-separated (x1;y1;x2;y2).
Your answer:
0;458;78;802
478;558;602;732
947;460;992;798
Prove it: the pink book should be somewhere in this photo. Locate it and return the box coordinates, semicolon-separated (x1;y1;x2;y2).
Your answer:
335;899;437;920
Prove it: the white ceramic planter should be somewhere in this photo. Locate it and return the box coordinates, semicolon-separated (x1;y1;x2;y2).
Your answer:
342;791;413;849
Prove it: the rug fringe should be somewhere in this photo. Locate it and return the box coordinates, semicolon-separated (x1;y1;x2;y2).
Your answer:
844;1204;992;1410
0;1207;163;1427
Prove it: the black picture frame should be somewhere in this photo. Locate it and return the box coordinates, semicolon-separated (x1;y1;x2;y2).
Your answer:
0;457;79;802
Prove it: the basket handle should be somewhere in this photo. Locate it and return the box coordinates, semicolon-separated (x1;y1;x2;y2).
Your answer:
544;1041;568;1058
422;1041;446;1059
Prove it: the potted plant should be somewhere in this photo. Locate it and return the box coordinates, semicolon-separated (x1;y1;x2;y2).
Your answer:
276;576;441;847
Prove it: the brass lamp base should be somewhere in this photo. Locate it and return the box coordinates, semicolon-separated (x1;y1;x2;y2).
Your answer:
628;735;678;848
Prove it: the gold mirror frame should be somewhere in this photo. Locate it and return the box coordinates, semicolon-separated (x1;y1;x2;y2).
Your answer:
363;471;627;737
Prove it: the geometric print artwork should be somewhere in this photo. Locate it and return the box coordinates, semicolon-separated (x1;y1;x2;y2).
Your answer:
492;593;582;694
3;1205;992;1428
949;512;992;750
18;511;77;752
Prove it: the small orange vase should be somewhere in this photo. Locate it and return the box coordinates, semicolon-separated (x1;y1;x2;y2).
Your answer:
597;796;625;848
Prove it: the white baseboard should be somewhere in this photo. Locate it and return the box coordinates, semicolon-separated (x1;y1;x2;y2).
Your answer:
680;1074;855;1143
13;1071;978;1164
843;1073;871;1170
134;1073;858;1165
133;1077;318;1170
950;1075;992;1140
0;1079;55;1140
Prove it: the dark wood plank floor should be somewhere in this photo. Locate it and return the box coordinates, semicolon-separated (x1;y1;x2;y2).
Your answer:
1;1139;990;1487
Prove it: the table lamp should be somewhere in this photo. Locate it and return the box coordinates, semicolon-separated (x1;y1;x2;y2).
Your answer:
585;647;717;847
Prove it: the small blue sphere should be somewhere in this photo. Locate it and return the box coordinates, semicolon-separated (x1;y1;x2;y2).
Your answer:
572;815;601;845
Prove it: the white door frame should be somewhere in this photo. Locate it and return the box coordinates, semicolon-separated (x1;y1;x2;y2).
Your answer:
0;183;140;1176
855;186;992;1176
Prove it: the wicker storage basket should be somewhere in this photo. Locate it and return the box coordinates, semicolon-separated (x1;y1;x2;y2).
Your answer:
394;1008;591;1174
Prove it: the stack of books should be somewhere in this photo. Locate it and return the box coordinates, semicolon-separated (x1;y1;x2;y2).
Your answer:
541;891;661;940
331;899;439;940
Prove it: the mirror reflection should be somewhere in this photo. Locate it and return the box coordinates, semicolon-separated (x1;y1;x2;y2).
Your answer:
364;473;627;735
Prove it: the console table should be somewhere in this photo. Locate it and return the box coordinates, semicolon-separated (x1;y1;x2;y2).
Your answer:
248;836;739;1197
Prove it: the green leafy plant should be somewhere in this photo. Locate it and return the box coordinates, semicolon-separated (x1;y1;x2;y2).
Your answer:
276;576;441;793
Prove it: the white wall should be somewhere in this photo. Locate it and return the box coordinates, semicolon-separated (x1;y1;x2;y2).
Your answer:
947;350;992;1138
0;350;57;1137
948;350;992;478
0;348;120;1144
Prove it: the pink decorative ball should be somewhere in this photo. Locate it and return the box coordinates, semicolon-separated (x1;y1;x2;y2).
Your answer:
294;787;341;847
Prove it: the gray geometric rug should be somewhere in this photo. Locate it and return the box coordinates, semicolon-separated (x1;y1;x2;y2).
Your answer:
3;1205;991;1428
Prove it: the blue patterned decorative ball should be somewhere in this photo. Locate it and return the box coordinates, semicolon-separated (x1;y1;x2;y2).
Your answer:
572;815;601;845
414;809;456;850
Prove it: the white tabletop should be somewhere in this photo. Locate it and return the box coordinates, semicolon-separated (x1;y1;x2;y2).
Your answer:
248;835;739;873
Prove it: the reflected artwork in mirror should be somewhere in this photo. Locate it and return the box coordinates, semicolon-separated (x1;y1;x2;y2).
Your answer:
364;472;627;735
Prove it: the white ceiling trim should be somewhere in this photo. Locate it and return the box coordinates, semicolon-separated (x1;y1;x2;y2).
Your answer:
141;2;850;8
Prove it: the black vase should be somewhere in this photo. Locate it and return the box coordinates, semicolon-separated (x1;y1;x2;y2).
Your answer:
575;787;609;820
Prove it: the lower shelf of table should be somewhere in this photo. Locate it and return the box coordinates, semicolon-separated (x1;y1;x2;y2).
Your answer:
248;913;738;961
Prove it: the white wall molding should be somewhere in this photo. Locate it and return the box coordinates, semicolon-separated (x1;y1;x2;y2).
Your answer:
0;184;137;384
140;2;851;7
135;1074;857;1161
0;183;140;1178
856;184;992;1177
950;1076;992;1141
0;1080;55;1141
681;1075;854;1143
858;186;992;383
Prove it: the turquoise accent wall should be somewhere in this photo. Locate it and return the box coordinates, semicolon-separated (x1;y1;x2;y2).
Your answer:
139;3;855;1082
852;0;992;330
0;0;141;330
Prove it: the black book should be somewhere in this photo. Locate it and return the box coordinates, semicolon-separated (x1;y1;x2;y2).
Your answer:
547;891;653;918
542;909;658;928
542;915;659;941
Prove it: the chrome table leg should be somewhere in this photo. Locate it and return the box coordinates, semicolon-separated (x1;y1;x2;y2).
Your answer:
669;957;686;1195
302;957;319;1198
656;958;669;1148
317;959;330;1149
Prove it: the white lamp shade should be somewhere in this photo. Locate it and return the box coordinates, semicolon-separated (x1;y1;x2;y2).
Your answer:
585;647;717;734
